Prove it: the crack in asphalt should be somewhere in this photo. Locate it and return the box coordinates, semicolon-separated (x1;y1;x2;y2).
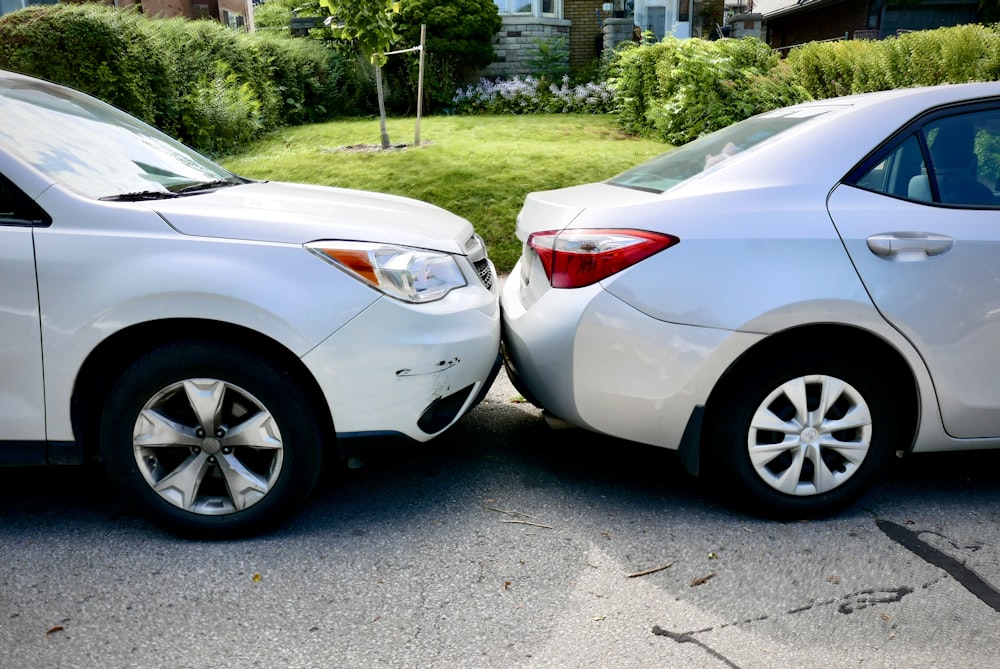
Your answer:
876;518;1000;614
651;625;742;668
651;583;918;667
651;516;1000;666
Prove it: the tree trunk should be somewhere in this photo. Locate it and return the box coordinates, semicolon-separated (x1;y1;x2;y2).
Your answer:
375;63;390;150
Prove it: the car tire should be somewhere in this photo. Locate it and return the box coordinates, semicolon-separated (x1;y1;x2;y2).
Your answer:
100;341;324;538
704;352;898;519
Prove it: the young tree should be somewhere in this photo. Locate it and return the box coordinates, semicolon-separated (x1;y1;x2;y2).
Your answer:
392;0;502;111
320;0;399;148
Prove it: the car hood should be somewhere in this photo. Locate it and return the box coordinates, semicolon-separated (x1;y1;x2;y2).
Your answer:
516;182;662;239
146;181;474;254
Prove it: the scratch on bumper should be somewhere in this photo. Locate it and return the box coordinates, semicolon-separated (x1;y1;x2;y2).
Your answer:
396;357;461;376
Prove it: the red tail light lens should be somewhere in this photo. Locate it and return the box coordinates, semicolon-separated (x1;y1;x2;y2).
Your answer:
527;229;679;288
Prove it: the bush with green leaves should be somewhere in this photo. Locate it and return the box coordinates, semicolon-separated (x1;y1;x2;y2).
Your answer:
388;0;502;112
0;4;172;127
0;3;361;154
527;36;570;79
606;39;677;137
787;24;1000;99
609;36;809;144
182;62;264;155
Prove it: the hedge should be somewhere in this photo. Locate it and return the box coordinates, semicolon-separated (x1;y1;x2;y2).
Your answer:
608;24;1000;145
0;4;366;155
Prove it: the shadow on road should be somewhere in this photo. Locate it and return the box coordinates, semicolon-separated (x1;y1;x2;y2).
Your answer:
0;394;998;539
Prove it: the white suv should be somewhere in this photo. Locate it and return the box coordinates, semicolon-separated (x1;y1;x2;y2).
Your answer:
0;70;500;537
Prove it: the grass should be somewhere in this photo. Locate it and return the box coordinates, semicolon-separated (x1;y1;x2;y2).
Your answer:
220;114;668;273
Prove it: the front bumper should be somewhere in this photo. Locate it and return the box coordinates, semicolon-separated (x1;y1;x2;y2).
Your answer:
302;285;501;443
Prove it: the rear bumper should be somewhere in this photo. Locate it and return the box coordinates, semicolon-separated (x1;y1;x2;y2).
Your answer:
501;269;761;450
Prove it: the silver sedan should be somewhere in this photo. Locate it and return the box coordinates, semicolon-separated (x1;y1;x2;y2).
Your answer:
501;81;1000;518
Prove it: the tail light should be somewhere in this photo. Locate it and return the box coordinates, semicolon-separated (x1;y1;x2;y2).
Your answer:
527;229;679;289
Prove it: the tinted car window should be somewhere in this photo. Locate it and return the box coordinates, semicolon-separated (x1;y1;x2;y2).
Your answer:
0;173;49;225
854;108;1000;207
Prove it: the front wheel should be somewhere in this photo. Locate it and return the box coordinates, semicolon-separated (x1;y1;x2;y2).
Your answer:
704;353;898;518
100;342;325;538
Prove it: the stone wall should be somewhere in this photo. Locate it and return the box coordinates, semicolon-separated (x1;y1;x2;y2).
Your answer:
601;17;635;53
728;12;763;40
481;16;571;79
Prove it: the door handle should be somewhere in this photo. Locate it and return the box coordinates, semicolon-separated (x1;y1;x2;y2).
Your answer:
867;233;954;259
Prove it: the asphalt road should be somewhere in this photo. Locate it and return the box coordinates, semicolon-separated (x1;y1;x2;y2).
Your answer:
2;369;999;668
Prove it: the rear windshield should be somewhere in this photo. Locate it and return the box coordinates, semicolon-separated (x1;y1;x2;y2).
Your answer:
608;107;838;193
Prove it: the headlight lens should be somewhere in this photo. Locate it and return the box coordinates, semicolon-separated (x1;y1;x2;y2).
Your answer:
306;241;467;303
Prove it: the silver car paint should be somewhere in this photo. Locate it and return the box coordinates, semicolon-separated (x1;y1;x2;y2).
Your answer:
829;184;1000;439
503;81;1000;457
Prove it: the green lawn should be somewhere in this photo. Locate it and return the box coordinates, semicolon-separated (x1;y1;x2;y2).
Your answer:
221;114;668;273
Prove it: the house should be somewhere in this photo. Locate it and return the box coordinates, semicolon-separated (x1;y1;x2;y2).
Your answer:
127;0;256;30
484;0;725;78
0;0;255;30
761;0;984;51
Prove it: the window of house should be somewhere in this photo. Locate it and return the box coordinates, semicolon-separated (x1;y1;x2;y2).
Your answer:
494;0;558;17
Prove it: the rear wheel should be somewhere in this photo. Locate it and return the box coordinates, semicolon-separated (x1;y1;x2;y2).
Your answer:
705;352;897;518
100;341;324;538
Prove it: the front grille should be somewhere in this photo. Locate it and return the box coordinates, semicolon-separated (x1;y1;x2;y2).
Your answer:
474;257;493;291
464;233;494;291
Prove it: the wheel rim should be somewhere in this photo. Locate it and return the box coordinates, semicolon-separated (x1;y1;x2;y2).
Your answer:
747;374;872;497
131;378;284;516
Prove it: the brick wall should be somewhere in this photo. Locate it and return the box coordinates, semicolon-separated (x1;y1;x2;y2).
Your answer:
564;1;604;70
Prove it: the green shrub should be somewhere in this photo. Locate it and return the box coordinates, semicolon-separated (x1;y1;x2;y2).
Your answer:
787;24;1000;99
388;0;502;112
611;37;808;144
0;3;364;154
612;24;1000;146
527;36;570;79
144;17;281;138
0;5;171;126
182;62;264;155
607;39;679;137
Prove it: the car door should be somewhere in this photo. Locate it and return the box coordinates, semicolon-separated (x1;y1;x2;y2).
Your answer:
0;173;47;450
827;103;1000;439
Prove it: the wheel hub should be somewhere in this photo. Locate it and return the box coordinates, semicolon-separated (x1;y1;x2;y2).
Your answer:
200;436;222;455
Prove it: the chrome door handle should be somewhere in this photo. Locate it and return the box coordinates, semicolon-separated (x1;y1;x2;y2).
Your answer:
867;233;954;258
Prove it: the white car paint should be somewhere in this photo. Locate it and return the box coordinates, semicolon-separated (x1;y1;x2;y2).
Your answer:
0;69;501;457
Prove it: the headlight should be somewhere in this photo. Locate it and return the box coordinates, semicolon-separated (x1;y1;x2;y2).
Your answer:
306;241;467;303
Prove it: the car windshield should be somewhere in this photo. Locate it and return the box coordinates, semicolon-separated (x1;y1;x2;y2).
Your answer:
608;106;838;193
0;75;236;200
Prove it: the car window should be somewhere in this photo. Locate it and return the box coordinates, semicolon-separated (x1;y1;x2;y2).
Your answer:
0;77;234;200
607;106;838;194
0;173;49;226
854;108;1000;207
